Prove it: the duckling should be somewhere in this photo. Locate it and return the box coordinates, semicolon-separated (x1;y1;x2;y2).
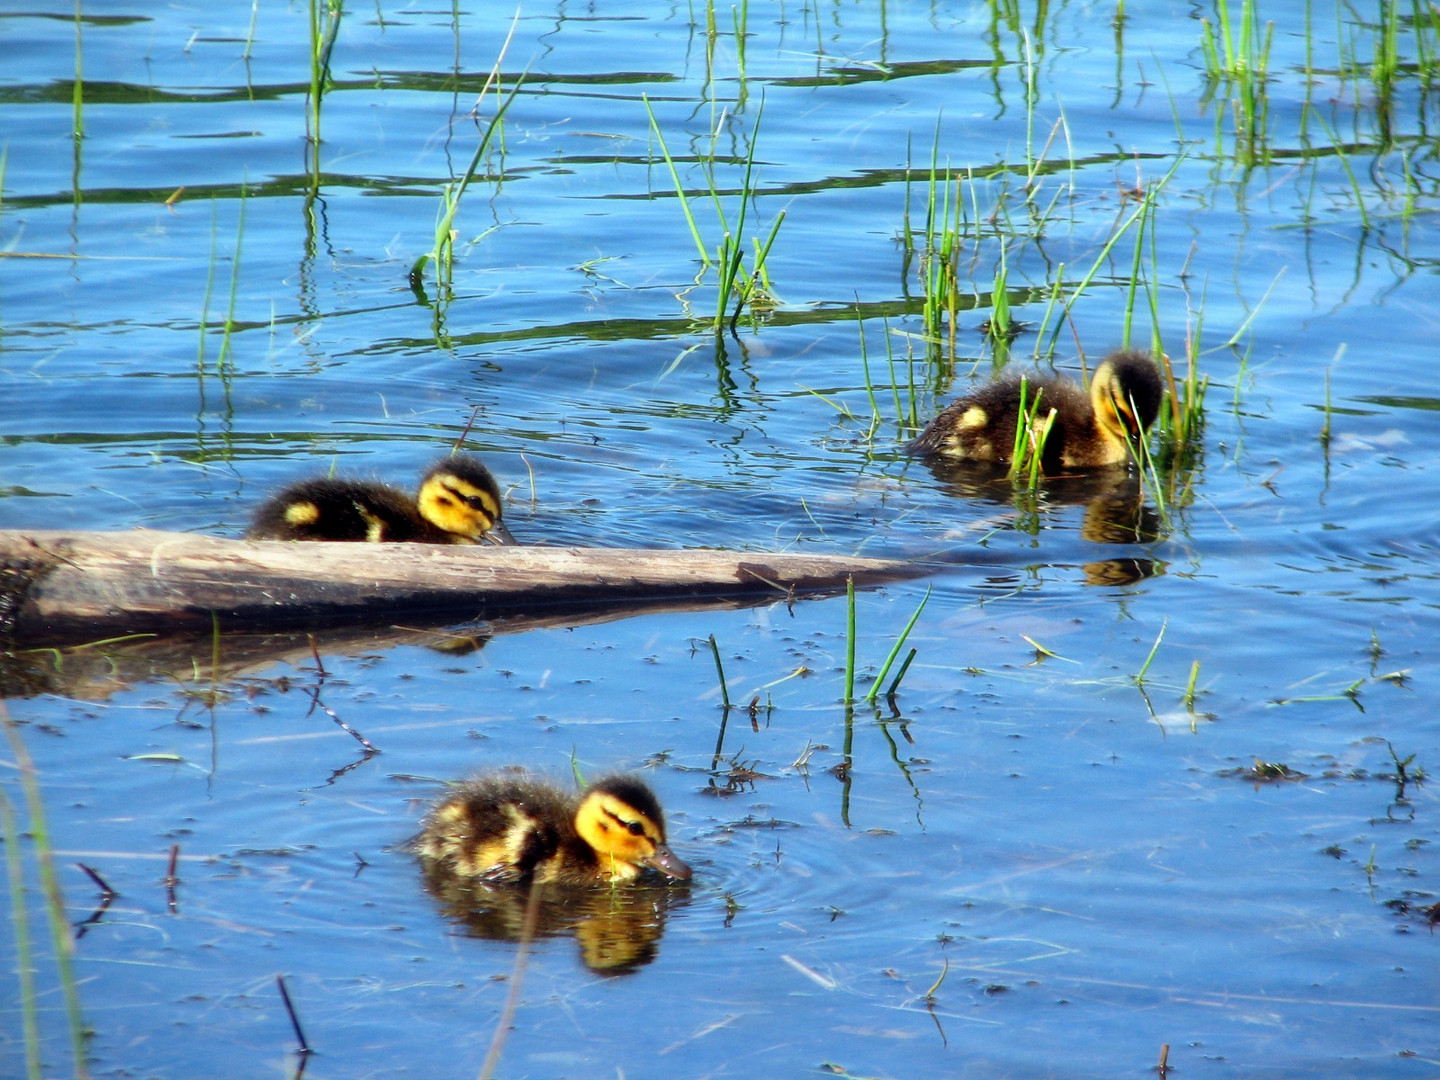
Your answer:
414;772;691;887
246;453;515;545
909;349;1164;470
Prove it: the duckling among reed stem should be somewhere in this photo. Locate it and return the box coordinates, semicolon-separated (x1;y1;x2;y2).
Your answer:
247;453;514;544
909;350;1164;470
414;772;691;887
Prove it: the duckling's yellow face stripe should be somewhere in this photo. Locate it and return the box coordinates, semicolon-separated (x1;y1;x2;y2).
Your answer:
1093;364;1144;445
417;474;503;541
576;791;666;880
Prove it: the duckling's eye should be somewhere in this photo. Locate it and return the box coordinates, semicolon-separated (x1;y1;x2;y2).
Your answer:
463;495;490;511
626;821;645;836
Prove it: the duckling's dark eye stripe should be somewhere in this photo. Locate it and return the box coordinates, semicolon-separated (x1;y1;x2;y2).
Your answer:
601;805;653;840
442;482;499;518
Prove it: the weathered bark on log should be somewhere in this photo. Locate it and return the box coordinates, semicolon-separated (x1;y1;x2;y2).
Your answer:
0;529;923;648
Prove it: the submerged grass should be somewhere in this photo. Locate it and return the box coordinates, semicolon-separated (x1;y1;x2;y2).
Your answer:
217;184;247;372
913;130;965;363
410;27;524;300
1198;0;1273;162
643;94;785;333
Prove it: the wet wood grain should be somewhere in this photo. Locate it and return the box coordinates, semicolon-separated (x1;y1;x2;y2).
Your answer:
0;528;924;646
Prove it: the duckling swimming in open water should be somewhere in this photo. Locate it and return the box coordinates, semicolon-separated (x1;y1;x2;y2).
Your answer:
414;772;691;887
246;453;515;545
909;349;1164;470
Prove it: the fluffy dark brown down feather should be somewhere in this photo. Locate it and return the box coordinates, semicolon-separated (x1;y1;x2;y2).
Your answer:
414;772;690;887
909;350;1163;470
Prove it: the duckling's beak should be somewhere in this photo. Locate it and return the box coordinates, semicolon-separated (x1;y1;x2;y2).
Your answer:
645;842;692;882
483;519;517;546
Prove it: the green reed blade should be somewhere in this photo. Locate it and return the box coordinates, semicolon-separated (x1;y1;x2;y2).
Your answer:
885;648;920;699
1;787;41;1080
1026;408;1055;491
411;18;524;288
1040;152;1184;356
865;585;932;703
1006;377;1031;479
856;305;880;426
71;0;84;139
1133;618;1168;686
197;198;219;371
1221;265;1286;347
709;633;732;711
2;711;89;1079
1184;659;1202;709
217;183;247;372
642;95;710;269
844;577;857;706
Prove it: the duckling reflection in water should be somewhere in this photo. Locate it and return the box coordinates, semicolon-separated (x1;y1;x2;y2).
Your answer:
247;453;515;545
915;452;1166;547
421;867;687;974
414;772;690;886
910;349;1164;470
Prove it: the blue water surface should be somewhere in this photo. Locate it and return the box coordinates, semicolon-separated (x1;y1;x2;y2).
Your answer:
2;1;1439;1077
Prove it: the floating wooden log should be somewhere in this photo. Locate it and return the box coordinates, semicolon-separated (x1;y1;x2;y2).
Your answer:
0;529;924;649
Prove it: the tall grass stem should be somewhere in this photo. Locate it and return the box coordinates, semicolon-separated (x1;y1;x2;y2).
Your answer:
2;707;89;1079
708;634;732;711
1;787;41;1080
844;577;857;705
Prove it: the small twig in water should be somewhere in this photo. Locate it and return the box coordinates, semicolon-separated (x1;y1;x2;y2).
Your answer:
276;974;312;1056
305;687;378;755
164;843;180;914
77;862;117;902
454;405;481;450
74;862;118;933
307;634;327;679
